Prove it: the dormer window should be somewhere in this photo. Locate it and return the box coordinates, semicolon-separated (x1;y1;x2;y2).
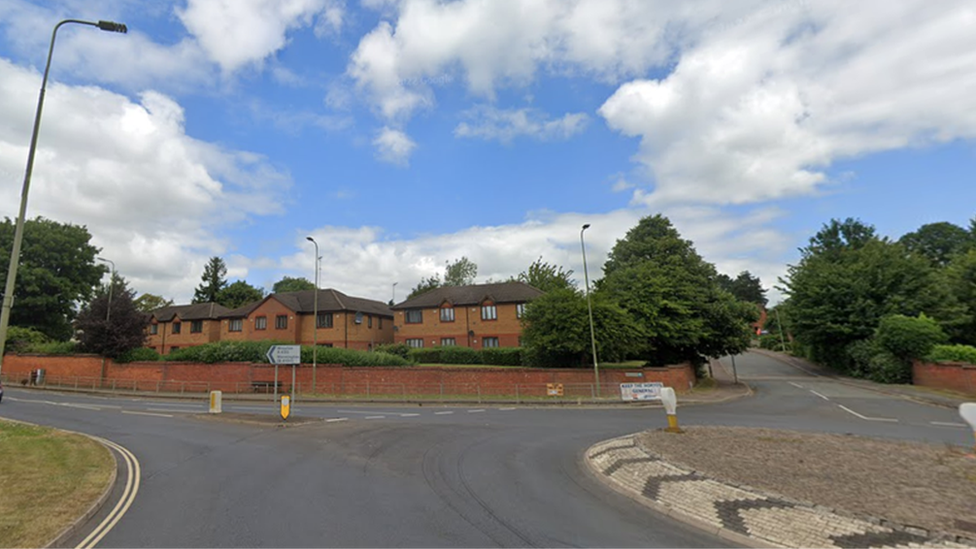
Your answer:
440;305;455;322
481;301;497;321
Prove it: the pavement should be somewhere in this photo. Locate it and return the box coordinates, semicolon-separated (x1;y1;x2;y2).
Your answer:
0;353;972;549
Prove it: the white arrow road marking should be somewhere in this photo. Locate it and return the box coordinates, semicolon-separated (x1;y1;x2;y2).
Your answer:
837;404;898;422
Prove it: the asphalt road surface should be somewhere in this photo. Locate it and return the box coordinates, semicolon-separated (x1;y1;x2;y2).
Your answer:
0;351;970;548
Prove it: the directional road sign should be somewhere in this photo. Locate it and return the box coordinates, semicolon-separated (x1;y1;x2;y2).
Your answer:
266;344;301;364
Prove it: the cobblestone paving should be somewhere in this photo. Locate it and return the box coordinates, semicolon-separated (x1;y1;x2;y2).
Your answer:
585;437;976;549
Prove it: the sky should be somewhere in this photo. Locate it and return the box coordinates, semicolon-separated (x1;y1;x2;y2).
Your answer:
0;0;974;307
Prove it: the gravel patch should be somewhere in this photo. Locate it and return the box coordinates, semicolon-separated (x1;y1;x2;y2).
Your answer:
637;426;976;539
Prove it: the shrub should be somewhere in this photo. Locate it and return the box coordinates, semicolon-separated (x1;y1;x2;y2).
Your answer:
408;348;442;364
374;343;410;359
440;346;480;364
4;326;50;352
927;344;976;365
865;351;911;384
846;338;881;379
308;347;411;367
875;314;947;360
25;341;77;355
115;347;161;363
480;348;523;366
168;341;286;363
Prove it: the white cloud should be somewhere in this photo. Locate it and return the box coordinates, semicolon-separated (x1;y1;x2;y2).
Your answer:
454;106;588;143
0;58;290;302
372;126;416;165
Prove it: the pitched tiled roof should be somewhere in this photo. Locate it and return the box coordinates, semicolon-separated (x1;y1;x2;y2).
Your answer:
259;289;393;318
150;302;231;322
391;281;544;309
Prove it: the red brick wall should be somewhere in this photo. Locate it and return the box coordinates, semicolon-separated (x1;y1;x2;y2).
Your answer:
913;360;976;396
1;353;694;396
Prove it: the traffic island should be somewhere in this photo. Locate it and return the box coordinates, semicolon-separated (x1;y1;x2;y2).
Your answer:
585;427;976;548
0;419;116;548
193;412;323;427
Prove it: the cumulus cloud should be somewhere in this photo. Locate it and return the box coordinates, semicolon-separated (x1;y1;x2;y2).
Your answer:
454;106;588;143
372;126;416;165
0;58;290;302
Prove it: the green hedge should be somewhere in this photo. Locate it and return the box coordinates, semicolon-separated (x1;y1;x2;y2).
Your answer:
927;344;976;365
440;346;481;364
480;348;523;366
373;343;410;359
408;346;523;366
301;346;412;367
163;341;411;367
115;347;162;363
875;314;947;360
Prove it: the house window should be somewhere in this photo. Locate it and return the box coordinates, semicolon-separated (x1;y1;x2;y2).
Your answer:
172;322;181;334
150;324;158;335
355;311;363;324
170;346;179;352
255;316;267;330
275;315;288;329
368;315;373;328
483;337;500;348
406;338;424;348
516;303;526;319
190;320;203;333
317;312;332;328
405;309;423;324
229;319;243;332
440;307;455;322
481;304;497;321
441;338;456;346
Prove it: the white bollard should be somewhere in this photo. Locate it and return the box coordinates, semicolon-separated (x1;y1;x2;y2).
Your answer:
960;403;976;453
209;390;222;414
660;387;682;433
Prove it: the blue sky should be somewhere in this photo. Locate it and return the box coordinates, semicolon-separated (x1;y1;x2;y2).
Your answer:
0;0;974;305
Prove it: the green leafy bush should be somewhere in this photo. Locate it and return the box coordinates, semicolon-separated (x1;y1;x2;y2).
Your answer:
846;338;881;379
408;348;442;364
4;326;50;352
306;347;411;367
25;341;77;355
866;351;910;384
164;341;412;367
927;344;976;365
440;346;480;364
875;314;947;360
374;343;410;359
758;333;792;353
115;347;161;363
480;348;523;366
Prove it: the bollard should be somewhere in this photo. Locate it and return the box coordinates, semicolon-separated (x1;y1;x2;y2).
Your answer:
960;403;976;455
209;390;222;414
660;387;683;433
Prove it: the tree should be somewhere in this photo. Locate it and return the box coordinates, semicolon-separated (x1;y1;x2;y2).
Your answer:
444;257;477;286
407;275;441;299
75;274;148;358
943;249;976;345
193;256;227;303
0;216;104;340
520;288;645;367
600;215;756;366
272;276;315;293
516;257;575;292
133;293;173;313
217;280;264;309
716;271;767;307
898;221;972;267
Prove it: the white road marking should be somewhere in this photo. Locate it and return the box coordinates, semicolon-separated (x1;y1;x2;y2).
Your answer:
76;437;140;549
837;404;898;422
57;403;104;411
229;406;276;411
147;408;198;413
337;409;399;415
121;410;174;418
364;416;385;420
326;418;349;423
468;409;486;413
499;407;516;411
809;390;830;401
930;421;967;428
788;382;805;389
434;411;454;415
399;413;420;417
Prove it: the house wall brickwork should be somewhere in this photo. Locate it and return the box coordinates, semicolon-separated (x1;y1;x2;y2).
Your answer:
912;360;976;396
394;301;525;348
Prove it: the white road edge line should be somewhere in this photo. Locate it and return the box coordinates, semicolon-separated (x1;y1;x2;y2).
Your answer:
809;390;830;401
930;421;967;428
434;411;454;415
121;410;174;418
76;437;140;549
837;404;898;422
399;413;420;417
499;407;516;411
326;418;349;423
146;408;197;413
468;409;486;413
364;416;385;420
787;382;804;389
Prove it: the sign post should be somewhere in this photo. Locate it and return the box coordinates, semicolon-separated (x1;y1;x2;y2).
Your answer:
267;345;301;404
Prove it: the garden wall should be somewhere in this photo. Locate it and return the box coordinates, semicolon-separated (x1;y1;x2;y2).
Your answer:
912;360;976;396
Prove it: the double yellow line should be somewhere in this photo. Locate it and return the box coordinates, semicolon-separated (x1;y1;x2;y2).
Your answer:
75;437;141;549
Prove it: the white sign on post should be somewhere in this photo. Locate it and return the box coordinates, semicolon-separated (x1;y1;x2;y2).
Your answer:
619;382;664;401
266;345;301;364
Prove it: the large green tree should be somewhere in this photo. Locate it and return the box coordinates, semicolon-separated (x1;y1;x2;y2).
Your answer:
516;257;575;292
943;249;976;345
192;256;228;303
898;221;972;267
133;293;173;313
781;219;962;371
600;215;756;366
716;271;767;307
0;217;104;340
217;280;264;309
75;274;148;358
444;257;477;286
272;276;315;293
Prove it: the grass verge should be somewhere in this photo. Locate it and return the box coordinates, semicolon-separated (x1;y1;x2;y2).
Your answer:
0;420;114;548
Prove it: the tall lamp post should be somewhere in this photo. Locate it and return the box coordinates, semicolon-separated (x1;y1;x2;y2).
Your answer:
392;282;397;304
306;237;319;394
96;257;115;322
0;18;127;377
580;224;600;397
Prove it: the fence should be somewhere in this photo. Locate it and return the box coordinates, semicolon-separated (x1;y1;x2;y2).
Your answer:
1;373;639;403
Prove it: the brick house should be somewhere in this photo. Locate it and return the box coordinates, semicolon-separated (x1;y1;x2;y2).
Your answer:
391;281;544;349
147;302;231;354
216;288;394;351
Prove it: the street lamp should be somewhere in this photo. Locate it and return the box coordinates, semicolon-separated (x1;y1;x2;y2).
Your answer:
306;236;319;394
96;257;115;323
580;224;600;398
392;282;397;304
0;18;127;377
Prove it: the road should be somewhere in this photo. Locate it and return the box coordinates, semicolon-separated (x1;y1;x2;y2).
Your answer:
0;351;970;548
